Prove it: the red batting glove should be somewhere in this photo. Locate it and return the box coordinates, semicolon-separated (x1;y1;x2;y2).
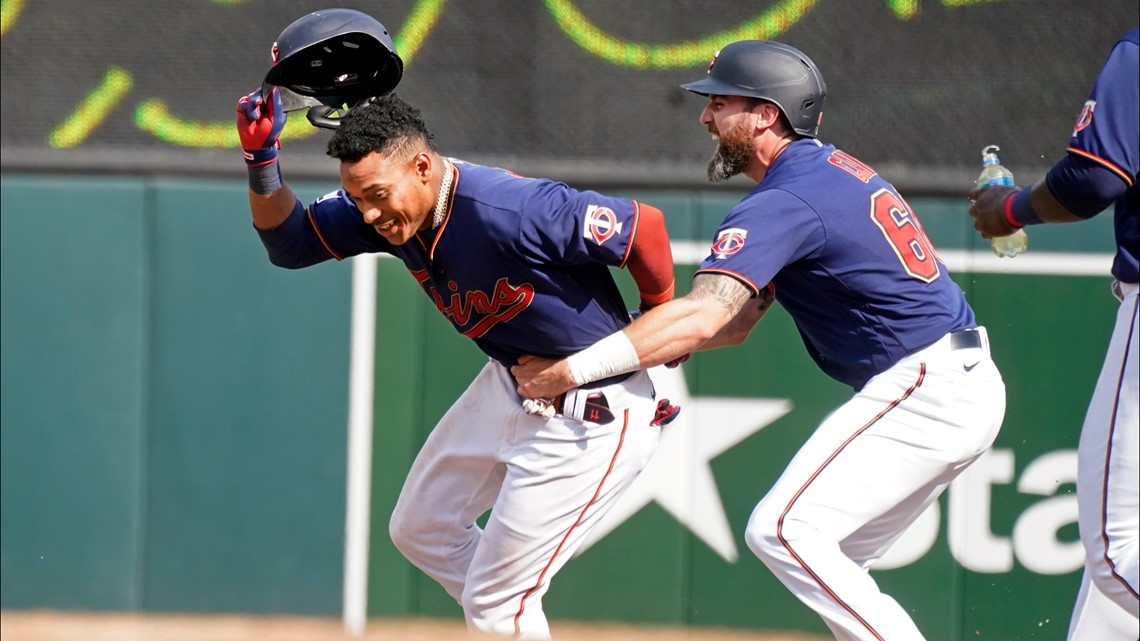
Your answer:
651;398;681;426
236;87;286;166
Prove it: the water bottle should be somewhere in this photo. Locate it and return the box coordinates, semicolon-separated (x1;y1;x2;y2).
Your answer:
977;145;1029;258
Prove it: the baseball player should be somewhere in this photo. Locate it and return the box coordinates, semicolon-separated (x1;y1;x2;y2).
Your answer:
513;40;1007;640
969;26;1139;638
236;14;681;638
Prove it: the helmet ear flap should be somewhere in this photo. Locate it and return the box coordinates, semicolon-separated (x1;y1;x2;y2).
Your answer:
301;95;388;131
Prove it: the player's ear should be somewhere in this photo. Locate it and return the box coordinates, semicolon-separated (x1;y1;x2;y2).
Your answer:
755;102;782;132
411;152;432;182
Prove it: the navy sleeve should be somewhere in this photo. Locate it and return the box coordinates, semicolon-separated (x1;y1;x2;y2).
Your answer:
255;199;335;269
1045;153;1132;219
696;189;822;293
257;189;395;268
305;189;395;259
517;180;638;268
1067;30;1139;186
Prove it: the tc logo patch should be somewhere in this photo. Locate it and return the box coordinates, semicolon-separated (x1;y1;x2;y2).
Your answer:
1072;100;1095;136
711;228;748;259
583;205;623;245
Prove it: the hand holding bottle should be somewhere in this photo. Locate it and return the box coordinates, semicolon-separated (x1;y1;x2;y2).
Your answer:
970;145;1029;258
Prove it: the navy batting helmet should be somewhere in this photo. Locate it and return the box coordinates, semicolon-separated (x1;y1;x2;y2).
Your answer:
681;41;827;138
262;8;403;127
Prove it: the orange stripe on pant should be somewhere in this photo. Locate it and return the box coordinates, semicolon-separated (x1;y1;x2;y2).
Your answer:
775;364;927;641
1100;297;1140;600
513;409;631;635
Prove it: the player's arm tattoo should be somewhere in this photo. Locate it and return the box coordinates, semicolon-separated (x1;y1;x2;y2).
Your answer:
689;273;753;317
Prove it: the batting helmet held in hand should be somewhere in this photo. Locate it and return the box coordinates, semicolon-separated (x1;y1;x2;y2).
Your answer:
681;40;827;138
262;8;403;127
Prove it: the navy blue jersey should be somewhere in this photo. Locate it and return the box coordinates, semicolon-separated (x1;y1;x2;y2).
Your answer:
696;139;975;389
1067;26;1139;283
302;160;642;364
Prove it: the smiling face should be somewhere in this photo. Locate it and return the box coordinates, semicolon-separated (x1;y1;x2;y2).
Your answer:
340;149;436;246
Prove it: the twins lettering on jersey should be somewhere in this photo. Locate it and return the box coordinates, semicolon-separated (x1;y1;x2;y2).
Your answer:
583;205;623;245
1072;100;1096;136
412;270;535;338
711;228;748;259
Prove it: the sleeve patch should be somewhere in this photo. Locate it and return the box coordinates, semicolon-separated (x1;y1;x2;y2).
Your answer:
710;227;749;259
583;204;623;245
1072;100;1095;136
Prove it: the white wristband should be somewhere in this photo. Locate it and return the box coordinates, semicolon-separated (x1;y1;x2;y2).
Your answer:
566;331;640;386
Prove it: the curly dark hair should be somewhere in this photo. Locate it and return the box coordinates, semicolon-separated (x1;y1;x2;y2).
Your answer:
326;94;437;162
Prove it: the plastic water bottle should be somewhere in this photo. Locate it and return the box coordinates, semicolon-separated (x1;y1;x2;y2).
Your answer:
977;145;1029;258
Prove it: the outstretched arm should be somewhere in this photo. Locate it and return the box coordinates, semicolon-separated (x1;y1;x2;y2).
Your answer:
968;153;1129;238
512;273;759;398
623;273;752;365
698;281;776;350
968;180;1084;239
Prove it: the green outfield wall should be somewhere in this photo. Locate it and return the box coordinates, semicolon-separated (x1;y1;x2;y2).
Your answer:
1;176;351;614
0;175;1119;639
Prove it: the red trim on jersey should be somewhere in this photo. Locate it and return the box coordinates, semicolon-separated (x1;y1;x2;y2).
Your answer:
775;364;927;641
513;409;630;635
1100;297;1140;599
617;200;642;269
1067;147;1134;186
307;206;345;260
625;203;675;307
428;162;460;261
694;267;762;297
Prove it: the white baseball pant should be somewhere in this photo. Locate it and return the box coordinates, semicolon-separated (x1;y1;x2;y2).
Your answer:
388;360;661;639
1068;279;1139;640
744;327;1005;641
1067;567;1140;640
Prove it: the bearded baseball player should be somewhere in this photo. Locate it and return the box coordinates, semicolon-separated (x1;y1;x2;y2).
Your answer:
514;40;1007;640
237;10;679;639
970;27;1139;639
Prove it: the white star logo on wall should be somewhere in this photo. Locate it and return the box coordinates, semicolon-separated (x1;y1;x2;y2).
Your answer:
577;365;792;562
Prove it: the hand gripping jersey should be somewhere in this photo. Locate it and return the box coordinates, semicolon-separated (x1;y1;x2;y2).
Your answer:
696;139;975;389
274;160;644;364
1066;26;1139;284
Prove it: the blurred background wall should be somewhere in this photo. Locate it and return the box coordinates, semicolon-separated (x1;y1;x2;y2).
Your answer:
2;2;1136;640
2;0;1136;191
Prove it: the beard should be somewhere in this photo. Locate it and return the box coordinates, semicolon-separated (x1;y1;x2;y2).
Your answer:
706;121;752;183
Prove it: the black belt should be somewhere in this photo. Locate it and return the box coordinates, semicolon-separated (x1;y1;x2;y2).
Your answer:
579;371;636;389
950;328;983;350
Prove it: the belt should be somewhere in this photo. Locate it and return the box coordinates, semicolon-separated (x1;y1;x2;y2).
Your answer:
580;370;635;389
950;328;983;350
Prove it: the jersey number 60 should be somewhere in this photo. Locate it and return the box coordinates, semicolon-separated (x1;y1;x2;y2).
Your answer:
869;188;940;283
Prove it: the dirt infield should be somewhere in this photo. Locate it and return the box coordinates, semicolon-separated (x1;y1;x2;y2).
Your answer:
0;611;829;641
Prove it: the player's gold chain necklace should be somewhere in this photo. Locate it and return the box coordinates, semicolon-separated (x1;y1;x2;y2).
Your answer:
431;158;454;230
